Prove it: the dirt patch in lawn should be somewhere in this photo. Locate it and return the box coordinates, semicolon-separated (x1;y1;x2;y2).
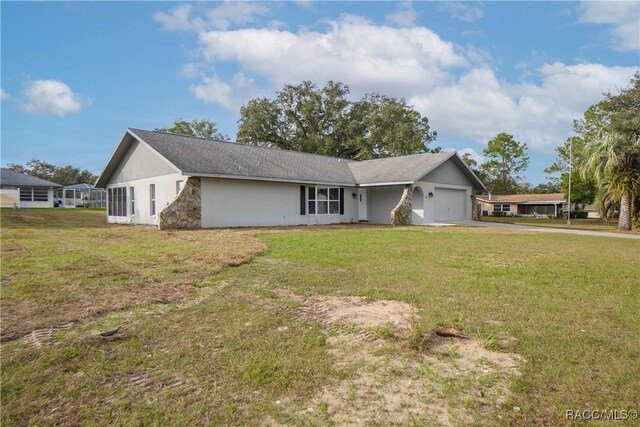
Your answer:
291;293;418;336
275;291;522;426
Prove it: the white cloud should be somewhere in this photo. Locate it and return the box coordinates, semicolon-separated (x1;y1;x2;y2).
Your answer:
20;79;87;116
458;147;485;165
0;88;9;101
206;2;269;30
162;7;634;155
197;14;467;99
182;62;203;78
189;75;233;107
154;4;198;32
411;63;636;152
578;1;640;51
154;2;269;32
444;147;485;164
386;2;419;27
189;72;266;109
439;2;485;22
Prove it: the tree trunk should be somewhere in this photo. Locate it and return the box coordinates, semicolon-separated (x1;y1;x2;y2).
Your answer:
618;194;632;231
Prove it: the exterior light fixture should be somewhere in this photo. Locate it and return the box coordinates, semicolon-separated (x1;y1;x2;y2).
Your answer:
428;192;434;198
352;192;357;199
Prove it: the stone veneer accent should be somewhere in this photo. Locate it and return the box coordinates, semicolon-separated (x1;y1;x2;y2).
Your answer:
158;177;201;230
472;198;481;221
390;184;413;225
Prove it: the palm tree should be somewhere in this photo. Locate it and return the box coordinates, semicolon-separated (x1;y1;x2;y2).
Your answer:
581;133;640;230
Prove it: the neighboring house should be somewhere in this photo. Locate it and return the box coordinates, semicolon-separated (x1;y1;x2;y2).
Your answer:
0;168;62;208
476;193;566;217
95;129;485;229
584;204;601;219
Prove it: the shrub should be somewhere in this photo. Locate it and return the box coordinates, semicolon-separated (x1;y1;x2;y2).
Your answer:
562;211;588;219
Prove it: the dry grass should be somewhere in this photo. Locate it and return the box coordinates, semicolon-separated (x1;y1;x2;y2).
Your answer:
2;209;639;426
1;209;265;341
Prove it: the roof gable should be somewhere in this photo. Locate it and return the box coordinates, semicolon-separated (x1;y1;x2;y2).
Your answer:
348;152;453;185
95;130;181;188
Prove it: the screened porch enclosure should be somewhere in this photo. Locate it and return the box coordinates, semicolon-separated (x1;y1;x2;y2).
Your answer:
517;203;560;216
53;184;107;208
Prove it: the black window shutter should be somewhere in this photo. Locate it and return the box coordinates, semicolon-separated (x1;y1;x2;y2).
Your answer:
339;188;344;215
300;185;306;215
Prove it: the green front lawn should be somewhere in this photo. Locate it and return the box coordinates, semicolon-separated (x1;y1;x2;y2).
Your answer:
2;209;639;425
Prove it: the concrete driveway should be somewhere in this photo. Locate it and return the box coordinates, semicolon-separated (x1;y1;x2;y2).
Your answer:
440;220;640;240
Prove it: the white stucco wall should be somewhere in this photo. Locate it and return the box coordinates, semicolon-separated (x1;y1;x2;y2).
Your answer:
201;178;357;228
107;173;185;225
367;185;405;224
18;188;54;208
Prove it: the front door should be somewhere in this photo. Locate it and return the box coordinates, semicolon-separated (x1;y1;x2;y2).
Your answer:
358;188;368;221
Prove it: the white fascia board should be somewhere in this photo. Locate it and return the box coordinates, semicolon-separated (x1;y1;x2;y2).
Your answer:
184;172;356;187
356;181;413;187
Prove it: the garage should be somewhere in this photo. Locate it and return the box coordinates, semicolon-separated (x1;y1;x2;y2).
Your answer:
434;187;467;221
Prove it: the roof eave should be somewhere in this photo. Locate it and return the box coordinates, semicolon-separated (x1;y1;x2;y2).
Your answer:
184;172;357;187
356;181;413;187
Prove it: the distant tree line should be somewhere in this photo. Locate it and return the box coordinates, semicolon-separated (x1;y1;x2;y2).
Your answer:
7;159;97;186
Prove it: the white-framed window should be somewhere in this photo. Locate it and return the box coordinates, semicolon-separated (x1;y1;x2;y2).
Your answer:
493;204;511;212
176;180;184;195
19;187;49;202
150;184;156;216
308;186;340;215
107;187;127;216
129;187;135;216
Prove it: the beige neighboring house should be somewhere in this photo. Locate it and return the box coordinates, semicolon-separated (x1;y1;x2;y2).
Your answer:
476;193;566;217
0;168;62;208
583;204;601;219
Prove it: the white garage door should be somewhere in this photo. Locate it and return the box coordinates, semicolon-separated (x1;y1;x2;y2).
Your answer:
434;188;466;221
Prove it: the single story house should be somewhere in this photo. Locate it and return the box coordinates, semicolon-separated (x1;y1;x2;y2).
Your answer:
476;193;566;217
95;129;485;229
0;168;62;208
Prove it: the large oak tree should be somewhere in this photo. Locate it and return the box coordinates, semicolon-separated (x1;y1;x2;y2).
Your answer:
236;81;438;159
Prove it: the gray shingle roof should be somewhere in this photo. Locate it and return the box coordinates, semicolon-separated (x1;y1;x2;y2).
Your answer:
96;129;485;190
348;152;455;184
1;168;62;188
130;129;357;185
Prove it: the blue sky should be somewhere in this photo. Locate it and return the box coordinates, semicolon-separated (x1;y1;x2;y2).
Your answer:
1;1;638;184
